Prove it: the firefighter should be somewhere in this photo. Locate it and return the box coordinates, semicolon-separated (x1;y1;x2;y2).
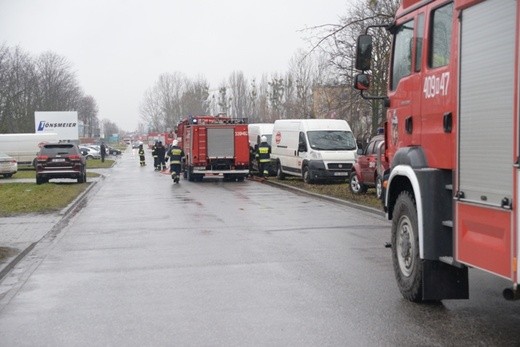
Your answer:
155;141;166;171
167;140;184;183
152;141;159;170
138;144;146;166
256;135;271;178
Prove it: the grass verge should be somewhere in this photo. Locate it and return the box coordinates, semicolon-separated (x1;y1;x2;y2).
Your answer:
0;182;89;217
271;176;383;210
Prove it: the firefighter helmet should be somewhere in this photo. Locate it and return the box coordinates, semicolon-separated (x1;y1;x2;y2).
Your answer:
261;136;267;143
172;140;178;146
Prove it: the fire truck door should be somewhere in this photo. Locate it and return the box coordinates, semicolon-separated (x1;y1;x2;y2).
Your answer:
456;0;516;280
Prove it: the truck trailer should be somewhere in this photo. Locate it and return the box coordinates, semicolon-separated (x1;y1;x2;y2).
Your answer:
176;115;249;182
354;0;520;302
0;132;59;166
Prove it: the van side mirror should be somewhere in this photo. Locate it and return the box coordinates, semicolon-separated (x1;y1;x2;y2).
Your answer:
355;34;373;71
298;143;307;153
354;74;370;91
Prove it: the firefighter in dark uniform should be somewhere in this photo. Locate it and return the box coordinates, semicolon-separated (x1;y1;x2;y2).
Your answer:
152;141;159;170
167;140;184;183
138;144;146;166
155;141;166;171
256;136;271;178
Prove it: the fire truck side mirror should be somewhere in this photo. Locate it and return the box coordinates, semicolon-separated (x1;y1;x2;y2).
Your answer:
355;34;373;71
354;74;370;91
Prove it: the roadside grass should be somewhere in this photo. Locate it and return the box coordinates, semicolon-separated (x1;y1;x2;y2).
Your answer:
0;158;113;216
272;176;383;210
87;158;115;169
0;182;89;216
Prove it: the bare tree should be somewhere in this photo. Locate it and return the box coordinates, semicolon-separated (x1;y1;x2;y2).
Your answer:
35;52;82;112
228;71;249;119
268;74;285;120
77;95;99;137
216;82;230;115
139;87;163;132
102;119;119;138
306;0;398;137
180;76;209;117
0;46;38;133
287;49;316;119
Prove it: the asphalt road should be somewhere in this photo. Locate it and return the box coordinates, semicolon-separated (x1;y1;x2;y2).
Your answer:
0;150;519;346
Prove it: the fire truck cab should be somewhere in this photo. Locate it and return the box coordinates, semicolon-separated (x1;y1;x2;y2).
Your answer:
354;0;520;302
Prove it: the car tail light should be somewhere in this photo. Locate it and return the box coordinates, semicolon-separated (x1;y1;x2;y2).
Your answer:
68;155;81;160
37;155;49;161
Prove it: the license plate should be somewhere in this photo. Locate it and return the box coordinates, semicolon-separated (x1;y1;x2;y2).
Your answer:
53;158;66;162
334;172;348;176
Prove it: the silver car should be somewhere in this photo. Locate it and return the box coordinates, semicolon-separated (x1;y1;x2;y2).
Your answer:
0;152;18;178
79;146;101;160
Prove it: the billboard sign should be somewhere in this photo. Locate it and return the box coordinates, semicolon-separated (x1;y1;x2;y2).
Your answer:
35;111;79;142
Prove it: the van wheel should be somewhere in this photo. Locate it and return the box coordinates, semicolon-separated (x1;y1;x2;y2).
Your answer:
349;171;367;194
392;191;423;302
276;162;285;180
302;166;313;184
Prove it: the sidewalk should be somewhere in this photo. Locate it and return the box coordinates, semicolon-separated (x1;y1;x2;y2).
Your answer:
0;174;102;280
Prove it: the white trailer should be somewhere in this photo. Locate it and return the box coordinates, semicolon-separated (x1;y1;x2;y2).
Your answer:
0;133;59;166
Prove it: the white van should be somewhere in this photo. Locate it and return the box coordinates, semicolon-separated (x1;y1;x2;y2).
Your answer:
248;123;275;175
0;133;59;166
248;123;274;149
271;119;357;183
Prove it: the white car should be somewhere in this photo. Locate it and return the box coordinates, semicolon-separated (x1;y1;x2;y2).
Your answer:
0;151;18;178
79;146;101;160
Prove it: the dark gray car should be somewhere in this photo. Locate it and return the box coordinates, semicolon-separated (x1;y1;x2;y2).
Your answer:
35;143;87;184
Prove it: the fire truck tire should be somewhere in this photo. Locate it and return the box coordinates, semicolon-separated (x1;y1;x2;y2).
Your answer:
187;168;194;182
391;191;423;302
349;171;367;194
276;161;285;180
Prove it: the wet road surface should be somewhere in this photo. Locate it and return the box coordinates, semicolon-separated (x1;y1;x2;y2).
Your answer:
0;149;519;345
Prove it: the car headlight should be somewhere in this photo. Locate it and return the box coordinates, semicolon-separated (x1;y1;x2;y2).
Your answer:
310;151;322;160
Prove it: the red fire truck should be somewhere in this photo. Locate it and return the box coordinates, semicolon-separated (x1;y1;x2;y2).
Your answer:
176;115;250;182
147;131;175;149
354;0;519;302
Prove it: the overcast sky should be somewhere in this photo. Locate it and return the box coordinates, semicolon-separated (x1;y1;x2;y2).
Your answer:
1;0;353;131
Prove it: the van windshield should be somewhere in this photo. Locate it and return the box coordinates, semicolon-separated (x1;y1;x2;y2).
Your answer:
307;131;357;151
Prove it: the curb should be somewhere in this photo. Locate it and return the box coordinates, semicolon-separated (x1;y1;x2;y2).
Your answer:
261;178;385;217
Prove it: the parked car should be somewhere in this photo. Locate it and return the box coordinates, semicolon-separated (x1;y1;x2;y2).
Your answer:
35;143;87;184
0;151;18;178
107;146;121;155
349;134;389;199
79;146;101;160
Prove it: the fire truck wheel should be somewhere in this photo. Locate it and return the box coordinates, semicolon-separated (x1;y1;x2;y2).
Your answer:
391;191;423;302
276;162;285;180
187;168;194;182
349;171;367;194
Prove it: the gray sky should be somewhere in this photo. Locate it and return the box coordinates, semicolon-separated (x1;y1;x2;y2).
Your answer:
1;0;352;131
